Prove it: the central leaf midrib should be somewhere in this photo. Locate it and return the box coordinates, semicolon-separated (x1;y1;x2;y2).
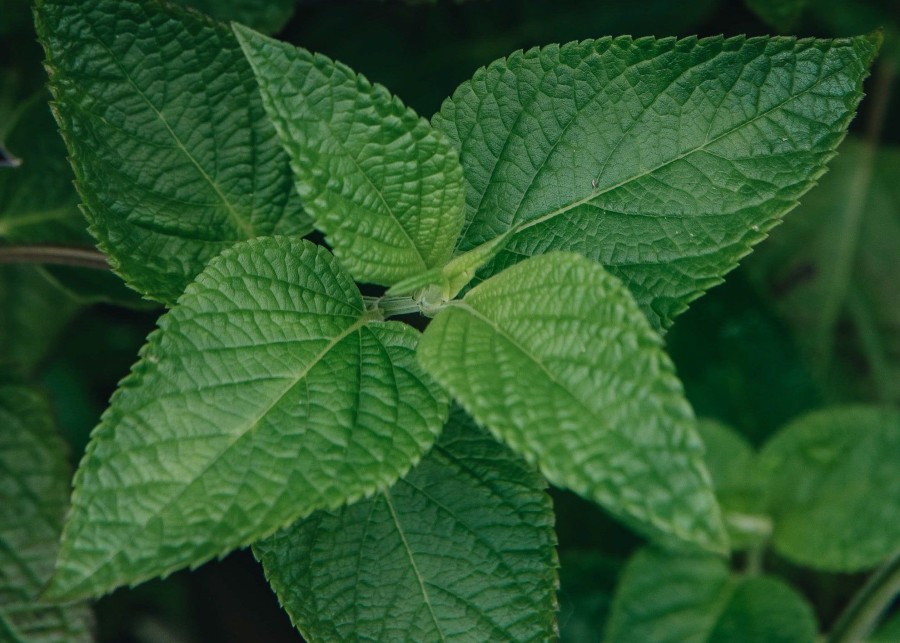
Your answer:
73;7;256;239
500;53;852;241
63;309;373;586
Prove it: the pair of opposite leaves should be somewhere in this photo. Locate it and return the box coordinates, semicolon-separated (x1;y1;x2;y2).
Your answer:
34;0;878;616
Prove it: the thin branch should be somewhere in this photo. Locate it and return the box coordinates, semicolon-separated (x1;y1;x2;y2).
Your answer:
0;244;111;270
827;549;900;643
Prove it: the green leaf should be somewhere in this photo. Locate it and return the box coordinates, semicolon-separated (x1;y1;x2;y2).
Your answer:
604;548;817;643
0;385;94;642
47;237;448;600
433;34;879;329
234;24;466;287
870;611;900;643
0;94;152;308
175;0;295;34
745;0;807;32
34;0;311;305
418;251;727;553
696;419;771;549
254;408;558;642
0;265;81;378
759;405;900;571
745;139;900;404
558;552;621;643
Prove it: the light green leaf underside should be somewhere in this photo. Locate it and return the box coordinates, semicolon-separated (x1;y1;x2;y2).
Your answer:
418;252;726;553
47;237;448;600
0;386;94;642
254;408;558;642
235;24;465;287
759;405;900;572
696;419;770;550
604;548;817;643
176;0;295;34
433;34;879;329
745;138;900;404
34;0;311;305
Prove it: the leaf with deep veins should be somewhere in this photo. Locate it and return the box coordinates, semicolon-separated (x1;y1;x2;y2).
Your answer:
254;409;558;642
418;252;727;553
34;0;311;304
46;238;447;600
434;34;879;328
235;24;465;287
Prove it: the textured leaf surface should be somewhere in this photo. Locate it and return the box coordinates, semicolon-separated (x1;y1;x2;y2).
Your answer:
745;139;900;404
235;25;465;286
604;548;817;643
419;252;726;553
760;406;900;571
434;35;879;328
34;0;311;304
254;409;557;642
696;419;770;549
176;0;295;34
0;386;94;642
47;237;447;600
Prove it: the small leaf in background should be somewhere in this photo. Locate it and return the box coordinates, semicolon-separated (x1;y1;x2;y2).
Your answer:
0;385;94;641
434;34;879;329
419;252;727;554
47;238;447;600
745;138;900;405
558;552;621;643
604;548;817;643
744;0;807;32
254;408;558;642
696;419;771;550
176;0;296;34
870;611;900;642
0;94;150;308
760;406;900;572
235;24;466;287
34;0;311;304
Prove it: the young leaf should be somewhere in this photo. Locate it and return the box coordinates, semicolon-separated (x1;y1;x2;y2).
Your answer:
759;405;900;572
34;0;311;305
46;237;448;600
433;35;879;328
0;386;94;642
234;24;466;287
418;252;727;553
745;139;900;404
696;419;770;550
604;548;817;643
176;0;295;34
253;408;558;642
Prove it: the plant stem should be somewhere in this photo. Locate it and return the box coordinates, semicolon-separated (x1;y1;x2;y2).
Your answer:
363;295;421;317
827;549;900;643
0;244;110;270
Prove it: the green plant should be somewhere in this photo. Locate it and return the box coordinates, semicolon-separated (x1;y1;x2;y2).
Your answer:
2;0;899;640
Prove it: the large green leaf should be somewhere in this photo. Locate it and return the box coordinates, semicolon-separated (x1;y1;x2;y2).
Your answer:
745;139;900;404
46;237;448;600
254;408;558;641
433;35;879;328
418;252;727;553
0;386;93;642
604;548;817;643
234;24;465;287
759;406;900;571
176;0;295;34
34;0;311;305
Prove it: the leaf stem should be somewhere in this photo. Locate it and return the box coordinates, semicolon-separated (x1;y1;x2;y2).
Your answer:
827;549;900;643
364;295;421;317
0;244;110;270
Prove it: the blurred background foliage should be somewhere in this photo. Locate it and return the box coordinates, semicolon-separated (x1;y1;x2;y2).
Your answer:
1;0;899;641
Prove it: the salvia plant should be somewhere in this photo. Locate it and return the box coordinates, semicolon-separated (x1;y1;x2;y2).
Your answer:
1;0;899;640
